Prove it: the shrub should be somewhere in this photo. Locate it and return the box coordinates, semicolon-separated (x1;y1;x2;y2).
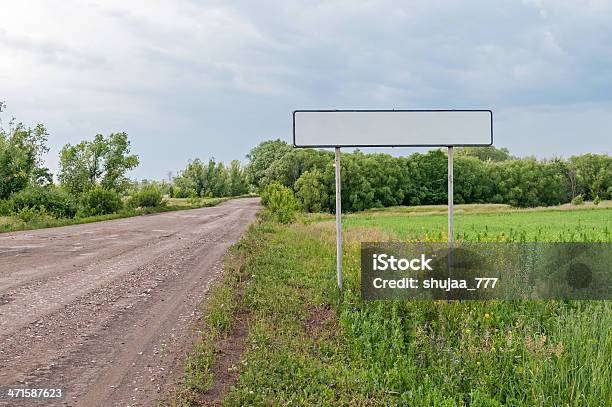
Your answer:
571;194;584;205
14;206;47;223
81;186;123;216
295;170;327;213
8;185;77;218
129;185;165;208
188;196;201;206
593;195;601;206
0;199;13;216
260;182;298;224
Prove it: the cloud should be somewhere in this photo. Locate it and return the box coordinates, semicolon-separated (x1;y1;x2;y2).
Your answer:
0;0;610;180
0;28;104;70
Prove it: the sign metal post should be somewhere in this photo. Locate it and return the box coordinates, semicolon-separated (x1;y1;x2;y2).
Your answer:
334;147;343;300
447;146;454;277
448;146;454;247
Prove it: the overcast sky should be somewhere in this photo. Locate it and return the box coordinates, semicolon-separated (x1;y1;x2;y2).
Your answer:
1;0;611;180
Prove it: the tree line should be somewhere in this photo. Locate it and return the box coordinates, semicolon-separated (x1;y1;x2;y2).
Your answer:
0;103;248;221
1;102;610;222
247;140;611;213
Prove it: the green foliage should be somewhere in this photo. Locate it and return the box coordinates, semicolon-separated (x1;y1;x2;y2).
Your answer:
594;195;601;205
261;182;298;223
295;169;327;212
245;139;292;188
571;194;584;205
405;150;448;205
490;158;569;208
229;159;249;196
569;153;612;200
0;195;232;234
59;132;139;195
172;158;247;198
0;109;50;199
7;185;77;218
80;186;123;216
247;140;611;211
0;199;12;216
128;179;172;197
129;185;165;208
15;206;46;223
456;146;512;162
261;148;333;190
171;171;198;198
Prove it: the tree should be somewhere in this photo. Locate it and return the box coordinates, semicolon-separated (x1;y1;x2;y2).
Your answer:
263;149;332;189
454;156;490;204
81;186;123;215
59;132;139;195
340;152;375;212
569;154;612;200
100;133;140;191
295;169;327;212
245;139;292;189
247;139;611;212
407;150;448;205
177;158;206;197
456;146;512;162
210;161;230;197
260;181;298;223
172;158;245;198
229;160;248;196
172;173;198;198
0;114;50;199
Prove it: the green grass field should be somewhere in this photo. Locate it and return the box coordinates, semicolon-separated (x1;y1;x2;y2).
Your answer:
344;203;612;242
177;204;611;406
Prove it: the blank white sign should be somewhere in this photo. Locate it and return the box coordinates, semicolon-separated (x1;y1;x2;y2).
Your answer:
293;110;493;147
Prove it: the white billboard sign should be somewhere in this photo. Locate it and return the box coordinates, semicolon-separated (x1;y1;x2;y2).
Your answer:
291;108;494;300
293;110;493;148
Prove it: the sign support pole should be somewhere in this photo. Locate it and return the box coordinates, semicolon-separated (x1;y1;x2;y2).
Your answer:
447;146;454;276
334;147;343;301
448;146;454;247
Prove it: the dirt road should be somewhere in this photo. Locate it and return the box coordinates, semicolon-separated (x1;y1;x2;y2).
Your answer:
0;198;260;406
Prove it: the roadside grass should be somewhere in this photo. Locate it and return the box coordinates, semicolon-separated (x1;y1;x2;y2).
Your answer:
180;204;611;406
0;197;233;234
170;220;271;406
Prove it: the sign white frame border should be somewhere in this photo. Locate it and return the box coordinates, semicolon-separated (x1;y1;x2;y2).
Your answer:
293;109;493;148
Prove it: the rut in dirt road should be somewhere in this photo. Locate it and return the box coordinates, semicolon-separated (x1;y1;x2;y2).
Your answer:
0;198;260;406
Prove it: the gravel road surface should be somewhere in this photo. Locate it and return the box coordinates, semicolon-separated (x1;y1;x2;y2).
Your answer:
0;198;260;406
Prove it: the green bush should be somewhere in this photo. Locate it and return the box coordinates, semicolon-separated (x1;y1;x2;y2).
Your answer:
8;186;77;218
0;199;13;216
14;206;47;223
295;169;327;212
571;194;584;205
129;185;165;208
187;196;201;206
260;182;298;224
81;186;123;216
593;195;601;205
